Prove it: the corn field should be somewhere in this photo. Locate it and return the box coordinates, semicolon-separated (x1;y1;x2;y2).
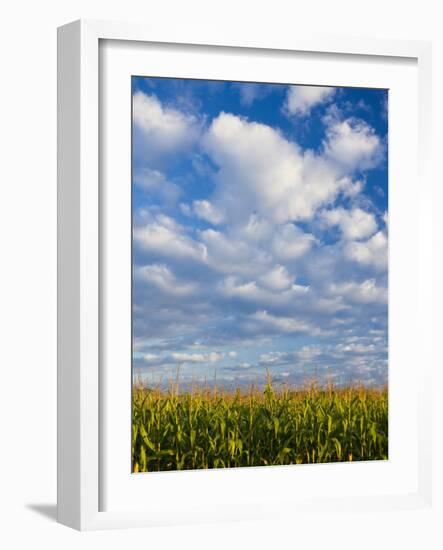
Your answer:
132;381;388;472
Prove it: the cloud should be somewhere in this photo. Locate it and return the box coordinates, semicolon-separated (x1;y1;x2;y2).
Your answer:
170;352;224;363
137;350;226;369
199;228;270;276
295;345;323;362
323;115;383;172
233;82;276;106
259;265;294;291
255;335;387;385
272;223;317;260
142;353;159;363
133;92;202;163
218;276;309;307
134;213;207;262
321;207;378;240
250;310;312;334
284;85;336;116
203;112;358;225
235;214;272;242
218;277;263;302
334;342;376;354
344;231;388;270
136;264;197;296
259;351;288;365
329;279;387;304
134;168;181;204
181;199;225;225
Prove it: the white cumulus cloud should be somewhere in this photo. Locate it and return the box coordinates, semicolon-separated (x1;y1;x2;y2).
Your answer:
284;85;336;116
136;264;197;296
321;207;378;241
329;279;387;304
219;276;309;307
324;116;383;172
250;310;312;333
259;265;295;291
203;112;356;225
272;223;317;260
345;230;388;270
134;214;207;262
133;92;202;162
134;168;181;204
181;199;225;225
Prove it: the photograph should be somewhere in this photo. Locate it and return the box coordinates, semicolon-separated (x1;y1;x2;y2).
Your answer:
131;76;389;472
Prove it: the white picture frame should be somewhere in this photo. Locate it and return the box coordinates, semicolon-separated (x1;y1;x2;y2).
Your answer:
57;19;433;531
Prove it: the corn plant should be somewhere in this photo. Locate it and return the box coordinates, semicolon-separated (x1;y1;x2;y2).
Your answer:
132;381;388;472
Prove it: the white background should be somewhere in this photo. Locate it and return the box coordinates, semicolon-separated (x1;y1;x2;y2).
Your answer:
0;1;442;548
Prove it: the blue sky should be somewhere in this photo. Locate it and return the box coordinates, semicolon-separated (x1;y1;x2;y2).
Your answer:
132;77;388;388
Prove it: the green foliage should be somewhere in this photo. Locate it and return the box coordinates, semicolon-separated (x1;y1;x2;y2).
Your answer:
132;381;388;472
